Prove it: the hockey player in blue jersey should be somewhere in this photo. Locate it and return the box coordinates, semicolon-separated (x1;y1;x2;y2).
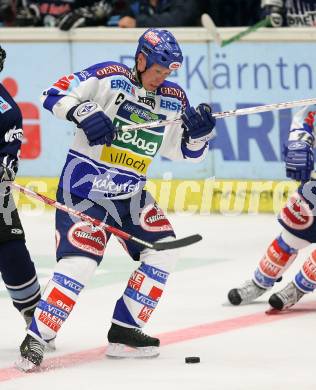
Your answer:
17;28;216;371
0;46;41;328
228;105;316;311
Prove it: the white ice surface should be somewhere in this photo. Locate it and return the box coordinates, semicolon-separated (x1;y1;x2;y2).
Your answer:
1;211;316;390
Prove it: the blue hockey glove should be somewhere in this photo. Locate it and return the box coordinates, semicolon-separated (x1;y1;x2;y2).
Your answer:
0;155;18;182
285;130;315;181
181;103;216;144
68;101;115;146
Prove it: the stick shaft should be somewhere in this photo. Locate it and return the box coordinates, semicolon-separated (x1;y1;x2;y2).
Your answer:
221;18;269;47
120;98;316;132
11;183;155;249
11;183;202;251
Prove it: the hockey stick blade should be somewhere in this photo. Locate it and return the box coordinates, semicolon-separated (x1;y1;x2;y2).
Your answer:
201;13;222;45
152;234;202;251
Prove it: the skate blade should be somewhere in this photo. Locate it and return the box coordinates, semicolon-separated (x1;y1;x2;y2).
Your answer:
106;343;159;359
15;357;39;372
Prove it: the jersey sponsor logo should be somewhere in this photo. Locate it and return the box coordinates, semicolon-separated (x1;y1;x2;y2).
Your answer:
96;64;135;83
259;257;282;278
76;102;98;117
280;193;313;230
139;263;169;284
0;96;12;113
38;299;69;320
119;101;160;123
114;129;161;156
92;176;141;195
160;86;186;106
100;146;151;174
53;272;84;295
254;268;275;289
140;203;173;232
68;221;106;256
148;286;163;301
4;125;23;142
169;61;181;70
160;98;181;112
137;306;154;323
138;96;156;109
128;271;145;291
144;31;161;46
116;100;166;133
266;239;295;267
111;78;135;96
151;268;168;281
39;287;75;332
303;256;316;282
53;74;79;92
135;292;156;308
78;70;92;81
124;287;157;308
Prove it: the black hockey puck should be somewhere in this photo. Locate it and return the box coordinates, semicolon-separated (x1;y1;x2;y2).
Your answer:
185;356;200;364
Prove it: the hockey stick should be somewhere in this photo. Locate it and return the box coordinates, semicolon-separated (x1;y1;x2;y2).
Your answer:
201;13;222;45
221;18;269;47
120;97;316;132
11;183;202;251
201;13;269;47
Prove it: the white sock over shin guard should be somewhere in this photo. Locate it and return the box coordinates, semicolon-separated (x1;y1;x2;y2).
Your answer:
28;256;97;343
254;229;309;289
112;245;179;328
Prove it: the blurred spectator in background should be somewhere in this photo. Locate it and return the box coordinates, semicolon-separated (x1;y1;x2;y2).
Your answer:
0;0;16;26
118;0;202;28
202;0;261;27
0;0;126;28
0;0;78;26
261;0;316;27
57;0;127;30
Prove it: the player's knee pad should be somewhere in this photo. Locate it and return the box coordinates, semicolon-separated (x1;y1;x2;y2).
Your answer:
55;256;98;285
140;241;179;274
28;256;97;343
295;249;316;293
254;235;298;288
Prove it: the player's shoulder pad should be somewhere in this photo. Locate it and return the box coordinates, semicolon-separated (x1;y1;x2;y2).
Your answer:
84;61;137;84
157;80;188;108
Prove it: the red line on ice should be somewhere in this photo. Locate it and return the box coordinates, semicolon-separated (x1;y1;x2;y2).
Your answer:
1;301;315;382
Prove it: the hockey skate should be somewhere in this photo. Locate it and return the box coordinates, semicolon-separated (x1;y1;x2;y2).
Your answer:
15;334;45;372
22;307;56;352
228;280;268;305
106;323;160;358
269;282;305;310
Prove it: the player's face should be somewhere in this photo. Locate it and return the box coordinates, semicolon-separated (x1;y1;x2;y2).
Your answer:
141;63;172;91
137;54;172;91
